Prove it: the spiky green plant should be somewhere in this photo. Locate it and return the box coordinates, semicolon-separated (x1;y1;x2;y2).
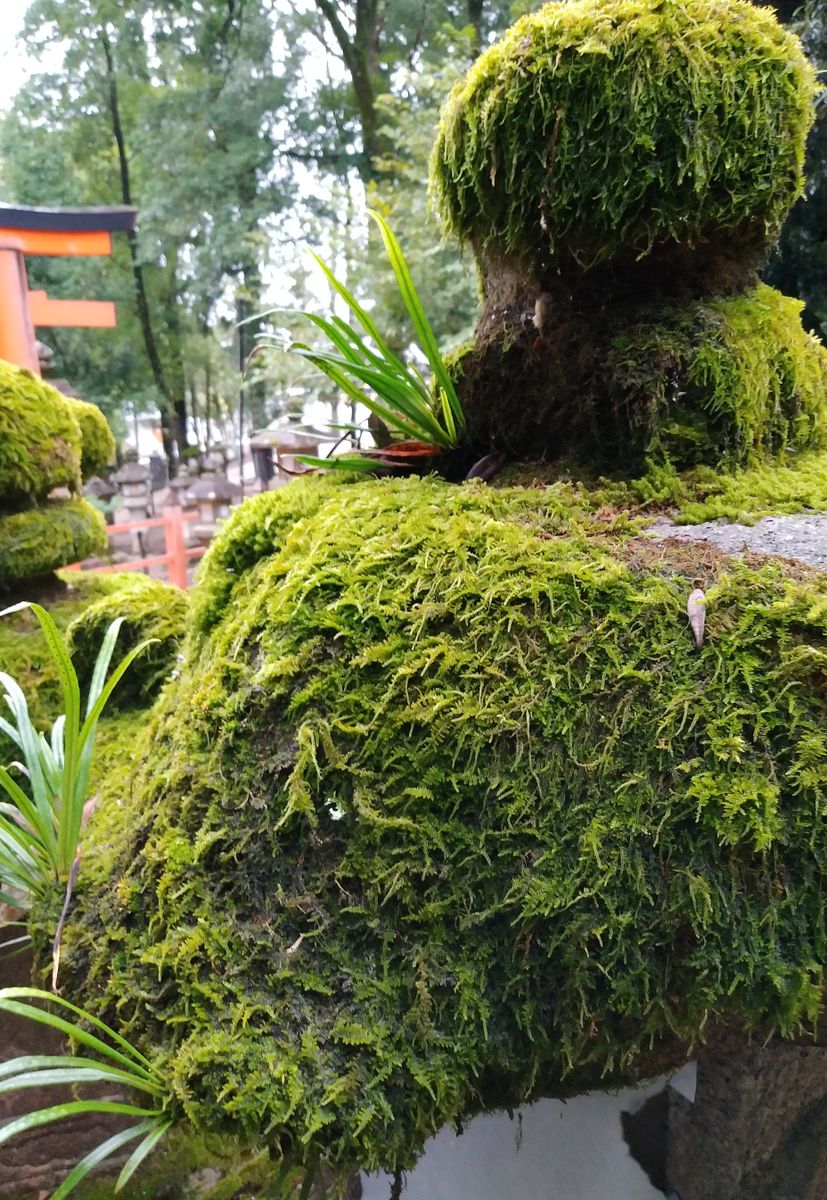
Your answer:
0;987;173;1200
256;210;465;469
0;602;152;913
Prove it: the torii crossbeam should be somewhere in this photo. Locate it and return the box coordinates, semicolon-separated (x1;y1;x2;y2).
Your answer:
0;203;138;373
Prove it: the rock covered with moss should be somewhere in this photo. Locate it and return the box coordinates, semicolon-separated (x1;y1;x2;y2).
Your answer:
0;500;107;588
65;396;116;481
57;476;827;1176
432;0;815;276
67;576;188;709
0;358;116;588
429;0;826;471
0;361;83;502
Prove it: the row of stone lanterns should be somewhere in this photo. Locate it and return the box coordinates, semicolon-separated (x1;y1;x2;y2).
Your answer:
85;452;245;558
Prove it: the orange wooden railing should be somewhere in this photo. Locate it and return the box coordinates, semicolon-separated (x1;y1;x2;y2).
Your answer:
65;507;205;589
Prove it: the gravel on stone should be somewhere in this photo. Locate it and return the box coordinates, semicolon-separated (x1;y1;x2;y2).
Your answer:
646;513;827;573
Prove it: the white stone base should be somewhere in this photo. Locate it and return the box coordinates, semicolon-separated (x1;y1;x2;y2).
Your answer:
362;1064;696;1200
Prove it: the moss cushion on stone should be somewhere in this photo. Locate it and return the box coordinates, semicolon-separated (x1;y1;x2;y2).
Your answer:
65;396;116;481
67;576;189;709
431;0;817;274
0;499;107;585
54;476;827;1176
450;283;827;468
0;360;82;502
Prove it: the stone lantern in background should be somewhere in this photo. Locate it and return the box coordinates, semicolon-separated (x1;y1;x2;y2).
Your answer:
185;474;244;547
83;474;119;525
250;413;336;484
112;454;151;555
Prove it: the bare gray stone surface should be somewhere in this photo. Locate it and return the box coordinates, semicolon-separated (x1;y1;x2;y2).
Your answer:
647;514;827;572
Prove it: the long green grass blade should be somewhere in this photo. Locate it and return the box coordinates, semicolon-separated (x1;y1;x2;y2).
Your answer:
296;351;446;444
291;351;430;443
50;1122;157;1200
0;1053;152;1081
0;768;56;855
85;618;124;718
307;250;409;377
0;932;31;955
0;1100;158;1148
0;1065;165;1097
115;1118;173;1190
73;639;154;844
368;209;464;437
328;316;413;382
294;455;382;472
0;672;51;823
0;989;155;1076
0;714;21;751
5;604;82;874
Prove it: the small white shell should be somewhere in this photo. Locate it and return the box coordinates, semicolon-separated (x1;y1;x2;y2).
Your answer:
686;588;706;649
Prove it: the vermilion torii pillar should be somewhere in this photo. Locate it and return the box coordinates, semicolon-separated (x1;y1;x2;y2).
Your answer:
0;203;137;373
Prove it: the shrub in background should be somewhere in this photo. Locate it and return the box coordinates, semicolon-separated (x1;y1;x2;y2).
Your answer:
67;578;188;710
65;398;116;482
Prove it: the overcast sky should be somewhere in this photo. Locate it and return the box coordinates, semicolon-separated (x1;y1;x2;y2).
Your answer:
0;0;38;113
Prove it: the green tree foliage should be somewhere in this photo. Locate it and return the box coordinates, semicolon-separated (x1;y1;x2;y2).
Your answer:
2;0;290;462
0;1;533;455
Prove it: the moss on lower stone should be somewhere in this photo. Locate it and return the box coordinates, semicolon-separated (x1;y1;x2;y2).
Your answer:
454;284;827;469
53;474;827;1177
66;397;116;481
0;360;82;503
0;499;107;587
67;576;189;710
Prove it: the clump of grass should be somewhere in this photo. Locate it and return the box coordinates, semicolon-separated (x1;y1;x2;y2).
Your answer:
0;987;173;1200
0;602;152;914
256;210;464;467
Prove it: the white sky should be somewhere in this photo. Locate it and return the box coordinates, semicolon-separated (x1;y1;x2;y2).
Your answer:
0;0;34;113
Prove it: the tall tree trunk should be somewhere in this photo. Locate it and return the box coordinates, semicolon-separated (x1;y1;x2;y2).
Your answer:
100;29;180;468
205;362;213;450
314;0;386;182
467;0;484;48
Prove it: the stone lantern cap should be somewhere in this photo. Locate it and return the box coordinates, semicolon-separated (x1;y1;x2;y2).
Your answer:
84;474;119;501
112;460;150;486
251;417;335;454
184;475;243;504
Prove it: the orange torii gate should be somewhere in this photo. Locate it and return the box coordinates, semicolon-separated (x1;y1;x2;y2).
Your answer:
0;203;137;373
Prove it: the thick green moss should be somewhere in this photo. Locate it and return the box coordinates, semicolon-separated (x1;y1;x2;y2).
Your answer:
0;499;107;586
192;474;368;636
66;396;116;481
0;360;82;502
455;284;827;468
633;283;827;467
58;475;827;1176
431;0;817;273
0;573;153;765
67;577;189;710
